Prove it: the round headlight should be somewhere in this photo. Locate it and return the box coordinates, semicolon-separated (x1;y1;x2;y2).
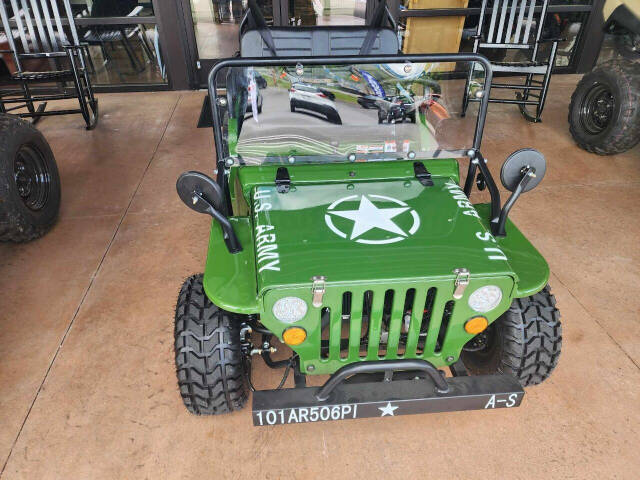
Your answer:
468;286;502;313
272;297;308;323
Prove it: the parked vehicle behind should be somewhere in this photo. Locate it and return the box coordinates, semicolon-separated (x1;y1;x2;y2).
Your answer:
0;114;60;242
289;83;342;124
568;0;640;154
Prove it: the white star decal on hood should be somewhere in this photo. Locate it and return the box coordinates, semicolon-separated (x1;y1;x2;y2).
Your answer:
329;195;410;240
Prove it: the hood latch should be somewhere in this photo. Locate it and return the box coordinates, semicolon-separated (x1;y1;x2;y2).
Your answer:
311;276;326;308
453;268;470;300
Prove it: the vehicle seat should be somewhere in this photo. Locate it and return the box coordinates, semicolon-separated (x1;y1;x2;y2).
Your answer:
241;27;399;57
239;0;399;57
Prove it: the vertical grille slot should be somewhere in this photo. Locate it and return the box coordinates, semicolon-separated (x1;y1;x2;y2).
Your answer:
340;292;352;359
377;290;395;357
366;290;386;358
396;288;416;357
320;307;330;359
359;291;373;357
416;287;437;355
435;300;455;353
384;288;408;358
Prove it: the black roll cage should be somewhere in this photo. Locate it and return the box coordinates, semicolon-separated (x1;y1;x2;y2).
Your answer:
207;53;503;236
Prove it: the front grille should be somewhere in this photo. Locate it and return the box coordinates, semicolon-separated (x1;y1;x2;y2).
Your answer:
262;276;514;375
317;286;454;364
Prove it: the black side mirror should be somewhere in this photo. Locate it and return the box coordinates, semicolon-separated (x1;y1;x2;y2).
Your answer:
500;148;546;192
495;149;546;236
176;171;242;253
176;171;225;213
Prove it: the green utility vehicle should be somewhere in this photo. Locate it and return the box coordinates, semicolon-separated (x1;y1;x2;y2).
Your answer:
173;51;562;425
569;0;640;154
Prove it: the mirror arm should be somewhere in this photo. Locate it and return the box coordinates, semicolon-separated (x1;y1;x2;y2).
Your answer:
494;167;534;237
215;159;232;217
207;205;243;254
469;150;502;234
463;160;477;197
190;191;242;254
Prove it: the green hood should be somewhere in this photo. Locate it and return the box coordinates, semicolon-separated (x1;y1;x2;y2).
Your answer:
251;177;516;294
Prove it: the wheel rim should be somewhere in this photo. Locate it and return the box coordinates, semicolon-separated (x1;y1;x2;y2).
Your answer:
13;144;51;211
579;83;615;135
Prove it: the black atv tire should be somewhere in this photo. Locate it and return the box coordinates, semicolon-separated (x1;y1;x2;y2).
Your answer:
0;114;60;242
568;61;640;155
174;274;247;415
461;285;562;387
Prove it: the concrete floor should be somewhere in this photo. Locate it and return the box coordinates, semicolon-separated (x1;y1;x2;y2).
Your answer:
0;76;639;479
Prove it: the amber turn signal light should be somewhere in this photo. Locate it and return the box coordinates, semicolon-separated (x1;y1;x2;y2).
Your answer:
464;316;489;334
282;326;307;346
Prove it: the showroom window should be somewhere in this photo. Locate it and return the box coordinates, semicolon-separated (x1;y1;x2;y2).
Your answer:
1;0;606;91
396;0;600;73
0;0;169;88
72;0;167;87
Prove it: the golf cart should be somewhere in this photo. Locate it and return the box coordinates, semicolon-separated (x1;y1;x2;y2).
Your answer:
173;2;561;426
568;0;640;154
0;113;60;242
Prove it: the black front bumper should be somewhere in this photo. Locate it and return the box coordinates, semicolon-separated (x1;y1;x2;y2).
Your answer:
252;360;524;426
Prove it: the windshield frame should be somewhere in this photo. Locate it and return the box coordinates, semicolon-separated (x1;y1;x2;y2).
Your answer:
208;53;493;167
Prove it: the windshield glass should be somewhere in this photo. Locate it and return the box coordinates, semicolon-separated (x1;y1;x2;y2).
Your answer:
213;59;487;165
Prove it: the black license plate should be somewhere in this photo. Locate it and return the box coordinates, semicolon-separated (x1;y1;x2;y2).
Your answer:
252;374;524;426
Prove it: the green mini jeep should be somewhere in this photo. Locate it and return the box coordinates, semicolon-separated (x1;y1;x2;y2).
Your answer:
174;37;561;425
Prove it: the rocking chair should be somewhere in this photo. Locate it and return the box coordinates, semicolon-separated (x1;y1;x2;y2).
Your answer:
462;0;560;123
0;0;98;129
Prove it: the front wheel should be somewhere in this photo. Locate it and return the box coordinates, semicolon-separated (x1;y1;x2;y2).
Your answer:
461;285;562;387
174;274;247;415
568;61;640;155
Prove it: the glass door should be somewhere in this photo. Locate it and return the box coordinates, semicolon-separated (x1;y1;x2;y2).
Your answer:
189;0;278;84
190;0;269;59
72;1;167;87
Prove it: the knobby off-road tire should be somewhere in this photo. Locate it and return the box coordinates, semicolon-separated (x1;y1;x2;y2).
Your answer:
569;61;640;155
174;274;247;415
0;114;60;242
461;285;562;387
